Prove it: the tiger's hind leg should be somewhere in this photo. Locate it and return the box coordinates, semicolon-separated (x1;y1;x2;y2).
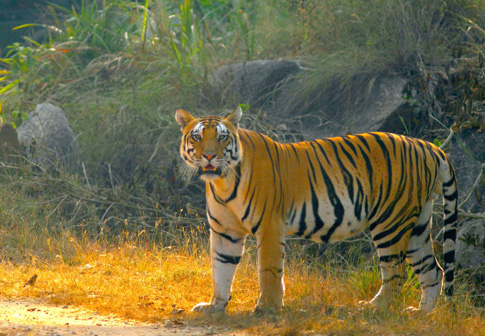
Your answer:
369;248;407;309
406;200;443;313
369;216;414;308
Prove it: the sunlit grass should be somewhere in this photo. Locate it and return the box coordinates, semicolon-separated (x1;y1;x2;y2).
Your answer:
0;236;483;335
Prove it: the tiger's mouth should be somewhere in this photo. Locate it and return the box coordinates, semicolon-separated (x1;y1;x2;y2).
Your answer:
199;164;222;176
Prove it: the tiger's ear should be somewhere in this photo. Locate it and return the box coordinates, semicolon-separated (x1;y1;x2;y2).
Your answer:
225;106;242;127
175;109;195;130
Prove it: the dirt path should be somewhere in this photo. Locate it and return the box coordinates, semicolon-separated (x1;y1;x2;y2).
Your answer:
0;299;219;336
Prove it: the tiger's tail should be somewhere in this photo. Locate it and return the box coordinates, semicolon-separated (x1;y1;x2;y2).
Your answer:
440;155;458;299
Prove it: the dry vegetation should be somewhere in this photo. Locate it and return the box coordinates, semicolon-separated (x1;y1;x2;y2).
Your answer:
0;232;483;335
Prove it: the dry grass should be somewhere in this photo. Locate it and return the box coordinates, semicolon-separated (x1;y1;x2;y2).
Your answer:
0;236;483;335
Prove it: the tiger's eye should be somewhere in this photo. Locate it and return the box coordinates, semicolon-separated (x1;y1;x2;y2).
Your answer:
191;134;201;141
218;134;228;141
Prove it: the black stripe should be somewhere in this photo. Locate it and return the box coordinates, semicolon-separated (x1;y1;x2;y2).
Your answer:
224;164;241;202
287;201;296;225
444;212;458;225
207;208;221;226
312;151;345;243
296;203;307;237
371;133;393;198
342;136;359;156
379;253;405;263
357;144;373;195
329;141;354;203
410;222;428;237
210;227;242;244
337;141;357;169
444;269;454;282
443;228;457;242
422;281;440;290
382;274;406;284
240;130;256;151
306;171;325;238
242;182;257;222
375;223;413;249
372;208;418;242
444;190;458;201
445;284;454;296
288;143;301;164
387;133;397;157
252;199;267;234
354;179;364;221
355;134;371;152
313;140;332;166
210;182;226;205
368;183;384;223
406;248;419;256
414;260;437;275
257;133;278;191
411;254;433;268
442;177;455;187
215;252;241;264
443;250;455;264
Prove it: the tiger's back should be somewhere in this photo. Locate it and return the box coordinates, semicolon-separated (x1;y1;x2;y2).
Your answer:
176;107;458;313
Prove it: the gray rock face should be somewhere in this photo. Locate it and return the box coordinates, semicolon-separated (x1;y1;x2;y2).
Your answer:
211;59;303;109
449;129;485;214
211;60;408;139
456;220;485;269
17;102;80;171
450;128;485;271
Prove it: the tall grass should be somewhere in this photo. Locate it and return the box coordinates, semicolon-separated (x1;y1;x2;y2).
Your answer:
0;239;483;334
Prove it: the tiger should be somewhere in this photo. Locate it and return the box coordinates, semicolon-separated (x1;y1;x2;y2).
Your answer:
175;106;458;314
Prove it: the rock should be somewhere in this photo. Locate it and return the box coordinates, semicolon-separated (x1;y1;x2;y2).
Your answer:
211;60;408;139
17;102;80;171
448;128;485;272
448;128;485;213
0;123;21;161
456;220;485;269
211;59;303;109
296;75;408;139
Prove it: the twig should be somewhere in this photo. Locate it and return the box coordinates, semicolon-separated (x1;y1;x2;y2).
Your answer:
82;161;91;188
459;211;485;220
439;124;456;150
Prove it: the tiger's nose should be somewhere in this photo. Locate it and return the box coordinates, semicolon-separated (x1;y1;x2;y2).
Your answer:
203;153;216;161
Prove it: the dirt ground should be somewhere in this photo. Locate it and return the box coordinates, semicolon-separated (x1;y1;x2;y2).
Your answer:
0;299;224;336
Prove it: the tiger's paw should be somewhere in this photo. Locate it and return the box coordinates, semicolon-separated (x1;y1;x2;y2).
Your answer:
403;306;426;316
357;300;374;308
191;302;226;314
253;303;283;316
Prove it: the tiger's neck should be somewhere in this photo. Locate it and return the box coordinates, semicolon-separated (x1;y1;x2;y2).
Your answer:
207;162;242;198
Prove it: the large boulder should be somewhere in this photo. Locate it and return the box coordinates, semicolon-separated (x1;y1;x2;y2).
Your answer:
17;102;80;171
211;59;303;109
449;128;485;271
211;60;408;139
456;220;485;269
449;128;485;214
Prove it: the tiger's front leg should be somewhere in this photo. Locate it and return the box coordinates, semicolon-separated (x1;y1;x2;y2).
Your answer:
254;227;286;314
192;227;246;313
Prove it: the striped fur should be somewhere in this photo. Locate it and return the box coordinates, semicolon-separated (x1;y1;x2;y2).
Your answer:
175;107;458;313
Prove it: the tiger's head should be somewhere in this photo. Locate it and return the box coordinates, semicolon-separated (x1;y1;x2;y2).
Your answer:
175;107;242;181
